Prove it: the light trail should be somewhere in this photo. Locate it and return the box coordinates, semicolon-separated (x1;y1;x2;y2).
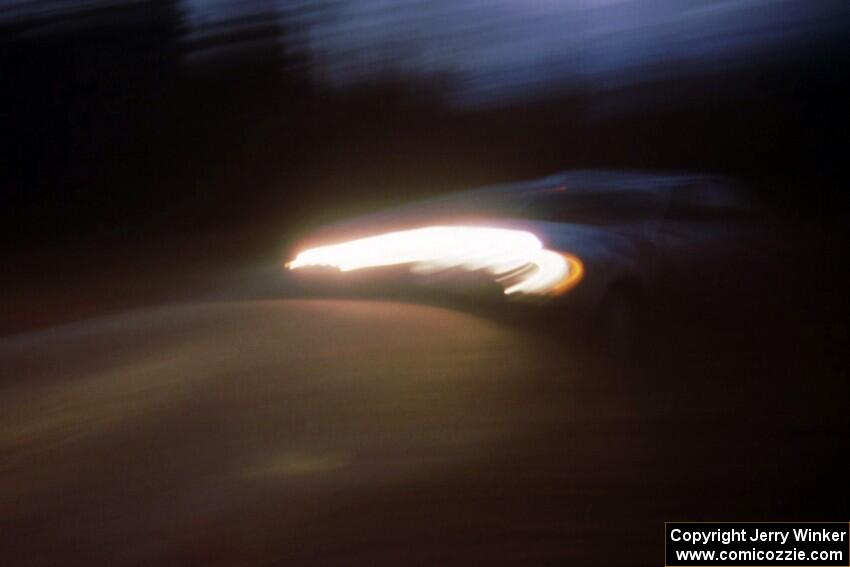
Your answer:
287;226;583;296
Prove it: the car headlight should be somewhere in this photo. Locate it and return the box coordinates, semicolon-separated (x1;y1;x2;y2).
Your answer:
286;225;583;297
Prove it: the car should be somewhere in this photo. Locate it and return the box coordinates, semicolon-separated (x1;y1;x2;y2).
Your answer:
285;170;770;357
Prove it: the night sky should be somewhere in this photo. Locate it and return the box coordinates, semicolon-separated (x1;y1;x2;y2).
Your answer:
183;0;850;103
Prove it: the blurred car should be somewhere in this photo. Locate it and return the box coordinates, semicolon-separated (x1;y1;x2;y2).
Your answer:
285;170;769;355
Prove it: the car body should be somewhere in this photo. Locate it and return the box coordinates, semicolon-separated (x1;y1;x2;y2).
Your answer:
286;170;770;352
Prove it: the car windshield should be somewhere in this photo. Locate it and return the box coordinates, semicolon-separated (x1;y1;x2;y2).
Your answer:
512;187;665;225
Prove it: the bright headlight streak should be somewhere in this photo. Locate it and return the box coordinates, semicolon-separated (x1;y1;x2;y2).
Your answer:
502;248;568;295
287;226;581;296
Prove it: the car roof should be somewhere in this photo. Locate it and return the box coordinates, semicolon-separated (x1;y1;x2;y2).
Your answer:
459;170;727;199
